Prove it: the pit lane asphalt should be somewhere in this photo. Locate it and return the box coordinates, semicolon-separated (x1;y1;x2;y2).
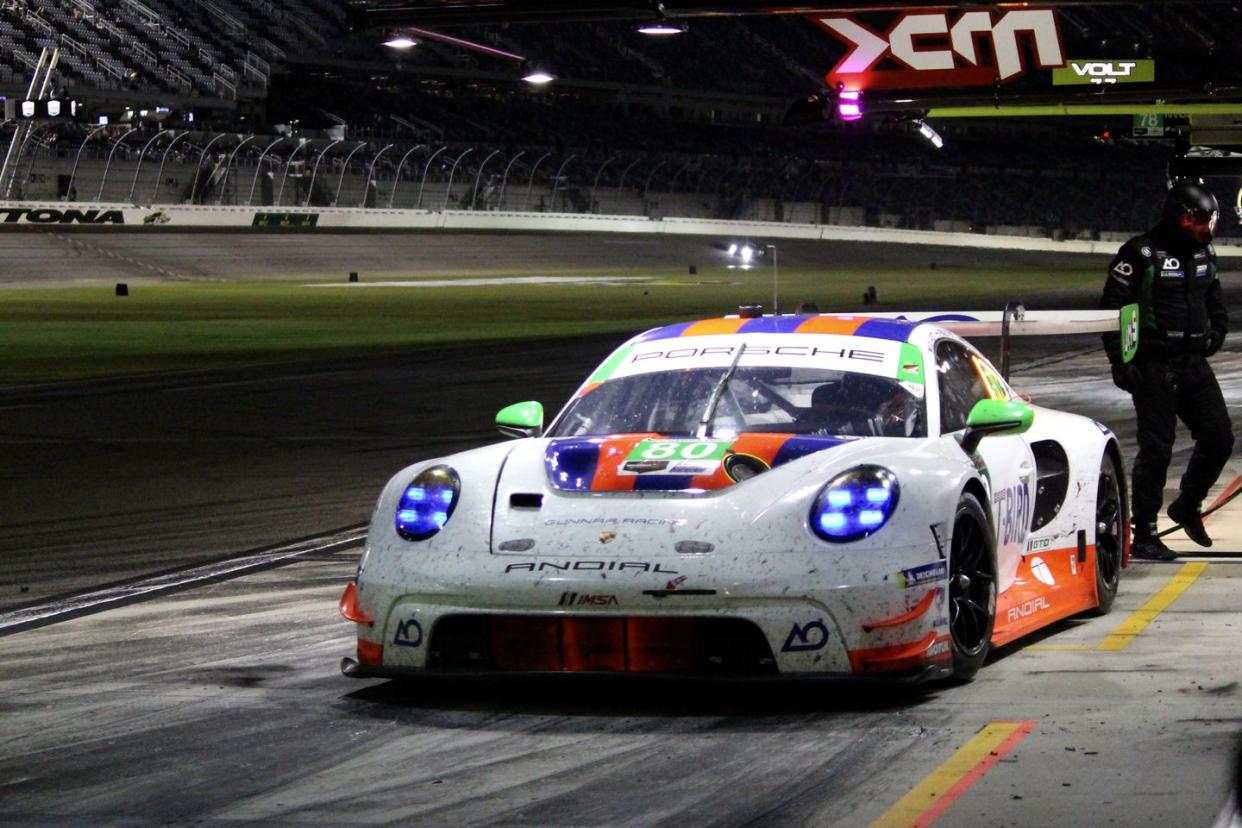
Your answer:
3;234;1242;826
3;344;1242;827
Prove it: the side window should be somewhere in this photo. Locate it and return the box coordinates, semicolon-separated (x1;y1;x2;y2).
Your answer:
936;340;989;433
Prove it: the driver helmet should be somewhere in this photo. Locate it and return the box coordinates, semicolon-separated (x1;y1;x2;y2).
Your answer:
1162;180;1219;244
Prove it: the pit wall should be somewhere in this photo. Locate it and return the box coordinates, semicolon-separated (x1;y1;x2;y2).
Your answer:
3;201;1242;257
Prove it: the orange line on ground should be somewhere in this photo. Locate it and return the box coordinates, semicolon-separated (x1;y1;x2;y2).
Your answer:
912;721;1037;827
1204;475;1242;523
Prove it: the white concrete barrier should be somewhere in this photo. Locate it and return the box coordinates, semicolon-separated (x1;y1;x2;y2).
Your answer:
2;200;1239;257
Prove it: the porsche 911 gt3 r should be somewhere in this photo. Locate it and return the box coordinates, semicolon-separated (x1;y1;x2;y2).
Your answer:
341;312;1128;682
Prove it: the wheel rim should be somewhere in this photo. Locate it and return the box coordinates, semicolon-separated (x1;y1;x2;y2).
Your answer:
950;511;993;656
1096;468;1123;591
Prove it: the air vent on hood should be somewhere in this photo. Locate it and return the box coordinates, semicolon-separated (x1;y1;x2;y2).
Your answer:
510;493;543;509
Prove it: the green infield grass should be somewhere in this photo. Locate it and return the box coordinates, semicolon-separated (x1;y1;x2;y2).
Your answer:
0;266;1099;386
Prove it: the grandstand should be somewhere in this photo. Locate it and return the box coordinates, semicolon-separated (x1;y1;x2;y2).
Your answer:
1;2;1239;241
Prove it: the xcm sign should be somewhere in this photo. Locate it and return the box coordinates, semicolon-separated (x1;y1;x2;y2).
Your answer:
812;8;1066;89
1052;59;1155;86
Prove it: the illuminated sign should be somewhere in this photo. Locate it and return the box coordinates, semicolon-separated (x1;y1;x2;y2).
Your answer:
1052;59;1155;85
812;8;1066;89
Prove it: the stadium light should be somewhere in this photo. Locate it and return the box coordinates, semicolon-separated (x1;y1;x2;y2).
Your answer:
523;68;555;85
915;119;944;149
636;21;687;35
383;36;417;49
836;89;862;121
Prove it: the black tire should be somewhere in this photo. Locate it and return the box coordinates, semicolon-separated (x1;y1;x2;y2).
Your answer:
948;492;997;681
1088;451;1125;616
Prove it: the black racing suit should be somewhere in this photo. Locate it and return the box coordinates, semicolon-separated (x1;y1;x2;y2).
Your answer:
1100;224;1233;524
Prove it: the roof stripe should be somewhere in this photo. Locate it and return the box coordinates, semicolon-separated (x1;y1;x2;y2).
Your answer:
631;315;922;344
853;318;919;342
737;316;807;334
794;316;868;335
681;318;747;337
632;321;695;343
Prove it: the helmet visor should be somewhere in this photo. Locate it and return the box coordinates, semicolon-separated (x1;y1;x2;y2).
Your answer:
1181;208;1219;242
1189;208;1219;231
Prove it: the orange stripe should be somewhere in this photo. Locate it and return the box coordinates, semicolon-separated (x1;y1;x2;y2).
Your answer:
991;544;1098;648
691;436;784;490
794;316;868;335
1204;474;1242;523
911;721;1037;827
862;588;937;632
681;318;746;337
587;434;654;491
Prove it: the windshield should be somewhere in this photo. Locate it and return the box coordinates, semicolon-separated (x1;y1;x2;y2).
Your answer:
549;366;926;439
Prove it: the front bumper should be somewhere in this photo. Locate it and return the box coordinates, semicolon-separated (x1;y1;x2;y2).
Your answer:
342;549;954;682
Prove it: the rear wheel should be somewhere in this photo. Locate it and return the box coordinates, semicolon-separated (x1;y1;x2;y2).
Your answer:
1089;451;1125;616
949;493;997;681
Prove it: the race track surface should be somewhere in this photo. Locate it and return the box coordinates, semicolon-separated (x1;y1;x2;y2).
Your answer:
0;229;1111;287
2;232;1241;827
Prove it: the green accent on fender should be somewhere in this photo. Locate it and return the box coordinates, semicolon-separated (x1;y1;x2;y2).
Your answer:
586;345;633;386
496;401;543;436
897;342;925;384
966;399;1034;434
1120;303;1139;364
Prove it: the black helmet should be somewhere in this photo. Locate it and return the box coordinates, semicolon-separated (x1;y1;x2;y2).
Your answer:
1162;181;1219;244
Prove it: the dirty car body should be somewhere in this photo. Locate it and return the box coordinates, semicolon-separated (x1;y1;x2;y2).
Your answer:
341;314;1127;683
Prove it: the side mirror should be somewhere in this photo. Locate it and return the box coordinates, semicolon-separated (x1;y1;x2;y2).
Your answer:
496;401;544;439
960;398;1033;454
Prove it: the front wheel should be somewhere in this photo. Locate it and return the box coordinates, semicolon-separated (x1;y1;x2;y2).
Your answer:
1088;451;1125;616
948;492;997;681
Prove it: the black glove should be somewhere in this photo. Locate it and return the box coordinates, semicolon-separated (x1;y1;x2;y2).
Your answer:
1111;362;1141;392
1203;328;1226;357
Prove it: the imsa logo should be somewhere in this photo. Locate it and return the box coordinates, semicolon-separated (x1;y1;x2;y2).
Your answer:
0;207;125;224
558;592;619;607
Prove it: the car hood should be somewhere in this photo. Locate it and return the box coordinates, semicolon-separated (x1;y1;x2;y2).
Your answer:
489;433;861;558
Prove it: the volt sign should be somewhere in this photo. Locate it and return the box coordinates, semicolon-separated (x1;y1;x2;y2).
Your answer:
1052;60;1156;85
812;8;1066;90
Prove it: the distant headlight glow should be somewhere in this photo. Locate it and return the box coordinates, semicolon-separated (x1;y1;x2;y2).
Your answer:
395;465;460;541
811;466;899;542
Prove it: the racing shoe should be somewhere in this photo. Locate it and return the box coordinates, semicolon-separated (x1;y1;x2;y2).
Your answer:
1168;499;1212;547
1130;532;1178;561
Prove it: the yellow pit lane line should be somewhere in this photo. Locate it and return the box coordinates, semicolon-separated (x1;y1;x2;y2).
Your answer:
1096;561;1209;651
1025;561;1209;653
870;720;1036;828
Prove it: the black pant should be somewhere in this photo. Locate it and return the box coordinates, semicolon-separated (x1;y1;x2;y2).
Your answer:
1130;353;1234;521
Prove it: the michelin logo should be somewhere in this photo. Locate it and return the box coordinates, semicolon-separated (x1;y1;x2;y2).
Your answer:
897;560;947;588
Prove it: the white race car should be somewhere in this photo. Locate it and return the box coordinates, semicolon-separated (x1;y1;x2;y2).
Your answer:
341;312;1128;682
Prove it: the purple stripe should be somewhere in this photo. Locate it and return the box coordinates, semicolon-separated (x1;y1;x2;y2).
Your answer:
853;319;918;342
545;440;601;491
772;435;849;467
632;475;696;491
631;321;695;343
737;316;808;334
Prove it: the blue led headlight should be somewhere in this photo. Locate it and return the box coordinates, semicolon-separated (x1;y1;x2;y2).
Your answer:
810;465;899;543
395;465;461;541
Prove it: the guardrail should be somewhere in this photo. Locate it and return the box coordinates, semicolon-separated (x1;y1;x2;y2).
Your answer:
2;201;1240;257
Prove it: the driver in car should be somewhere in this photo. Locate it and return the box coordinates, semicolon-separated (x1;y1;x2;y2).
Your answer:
801;374;916;437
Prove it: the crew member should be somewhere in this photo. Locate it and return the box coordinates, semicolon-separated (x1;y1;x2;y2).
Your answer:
1100;181;1233;560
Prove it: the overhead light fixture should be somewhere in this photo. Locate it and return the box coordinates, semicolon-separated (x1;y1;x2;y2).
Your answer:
383;36;417;49
636;21;687;35
522;69;555;85
915;119;944;149
836;89;862;121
